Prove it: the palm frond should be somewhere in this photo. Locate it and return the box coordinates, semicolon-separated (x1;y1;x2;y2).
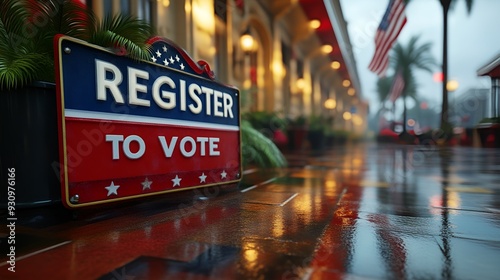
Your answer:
0;0;30;53
58;0;95;39
0;1;153;90
0;0;28;37
22;0;93;54
388;35;436;102
449;0;474;13
90;14;153;60
391;35;436;74
241;120;287;168
376;76;393;104
0;53;49;90
406;0;474;14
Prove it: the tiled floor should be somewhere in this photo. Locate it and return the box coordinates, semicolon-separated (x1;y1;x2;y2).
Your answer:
1;142;500;279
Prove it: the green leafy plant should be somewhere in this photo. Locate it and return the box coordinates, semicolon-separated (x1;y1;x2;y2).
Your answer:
308;115;331;133
333;129;349;142
241;120;287;168
243;111;287;132
287;115;307;128
0;0;153;90
239;88;287;168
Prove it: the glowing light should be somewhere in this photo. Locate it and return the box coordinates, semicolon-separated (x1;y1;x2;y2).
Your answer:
296;78;306;90
433;72;443;82
446;80;459;92
324;98;336;109
240;34;256;52
192;1;214;32
342;79;351;87
273;61;285;78
321;44;333;54
343;112;352;120
347;88;355;96
331;61;341;69
309;19;321;29
244;249;258;262
353;115;363;126
326;180;336;188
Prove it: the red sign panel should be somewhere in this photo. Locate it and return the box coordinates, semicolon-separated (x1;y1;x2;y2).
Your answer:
55;36;241;208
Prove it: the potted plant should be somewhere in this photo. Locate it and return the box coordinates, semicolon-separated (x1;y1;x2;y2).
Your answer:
307;115;328;151
242;110;288;152
476;117;500;148
286;115;308;151
0;0;153;207
241;120;287;168
334;129;350;144
238;90;287;168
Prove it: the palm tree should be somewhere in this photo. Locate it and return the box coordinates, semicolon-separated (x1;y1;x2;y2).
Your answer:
390;35;436;133
439;0;473;130
0;0;153;90
376;76;393;108
404;0;474;129
375;76;393;130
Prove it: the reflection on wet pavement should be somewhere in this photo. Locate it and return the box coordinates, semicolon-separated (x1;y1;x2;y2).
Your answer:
1;143;500;279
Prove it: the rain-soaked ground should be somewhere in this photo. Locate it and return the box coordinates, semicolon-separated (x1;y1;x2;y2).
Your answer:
1;142;500;279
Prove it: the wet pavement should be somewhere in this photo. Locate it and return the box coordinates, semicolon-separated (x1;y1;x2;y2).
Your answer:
1;142;500;279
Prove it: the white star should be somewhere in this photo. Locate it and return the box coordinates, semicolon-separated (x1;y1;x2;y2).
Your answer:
141;177;152;190
175;54;180;62
156;49;162;57
172;175;182;187
105;181;120;196
220;170;227;179
162;45;167;52
169;56;175;64
151;56;157;63
163;59;169;66
199;173;207;183
180;63;185;70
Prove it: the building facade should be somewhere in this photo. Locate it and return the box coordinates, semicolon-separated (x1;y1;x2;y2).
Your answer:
451;88;490;128
87;0;366;135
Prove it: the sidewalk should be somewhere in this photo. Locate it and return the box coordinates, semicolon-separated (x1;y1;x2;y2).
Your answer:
1;142;500;279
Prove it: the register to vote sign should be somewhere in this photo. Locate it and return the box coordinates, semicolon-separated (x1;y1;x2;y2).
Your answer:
54;36;241;208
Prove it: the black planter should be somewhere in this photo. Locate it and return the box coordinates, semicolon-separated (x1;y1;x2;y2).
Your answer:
476;123;500;148
307;130;326;151
1;82;61;207
287;127;307;151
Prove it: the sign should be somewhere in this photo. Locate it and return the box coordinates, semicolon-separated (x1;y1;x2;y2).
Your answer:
350;106;357;114
55;36;241;208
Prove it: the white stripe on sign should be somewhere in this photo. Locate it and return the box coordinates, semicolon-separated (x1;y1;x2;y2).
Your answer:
65;109;240;131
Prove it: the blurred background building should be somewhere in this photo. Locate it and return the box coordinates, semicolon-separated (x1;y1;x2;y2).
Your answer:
450;88;489;129
85;0;367;136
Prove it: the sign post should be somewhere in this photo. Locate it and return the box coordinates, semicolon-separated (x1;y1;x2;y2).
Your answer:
55;36;241;208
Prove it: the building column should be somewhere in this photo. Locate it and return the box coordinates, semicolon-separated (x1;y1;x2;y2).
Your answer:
492;78;500;117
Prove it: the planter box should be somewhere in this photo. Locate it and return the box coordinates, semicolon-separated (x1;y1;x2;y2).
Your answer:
307;130;326;151
1;82;61;207
287;127;307;151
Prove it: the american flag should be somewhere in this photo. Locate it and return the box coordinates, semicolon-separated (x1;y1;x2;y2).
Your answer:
368;0;407;77
388;70;405;103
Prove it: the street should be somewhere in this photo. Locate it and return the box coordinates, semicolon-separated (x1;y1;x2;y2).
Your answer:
1;142;500;279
